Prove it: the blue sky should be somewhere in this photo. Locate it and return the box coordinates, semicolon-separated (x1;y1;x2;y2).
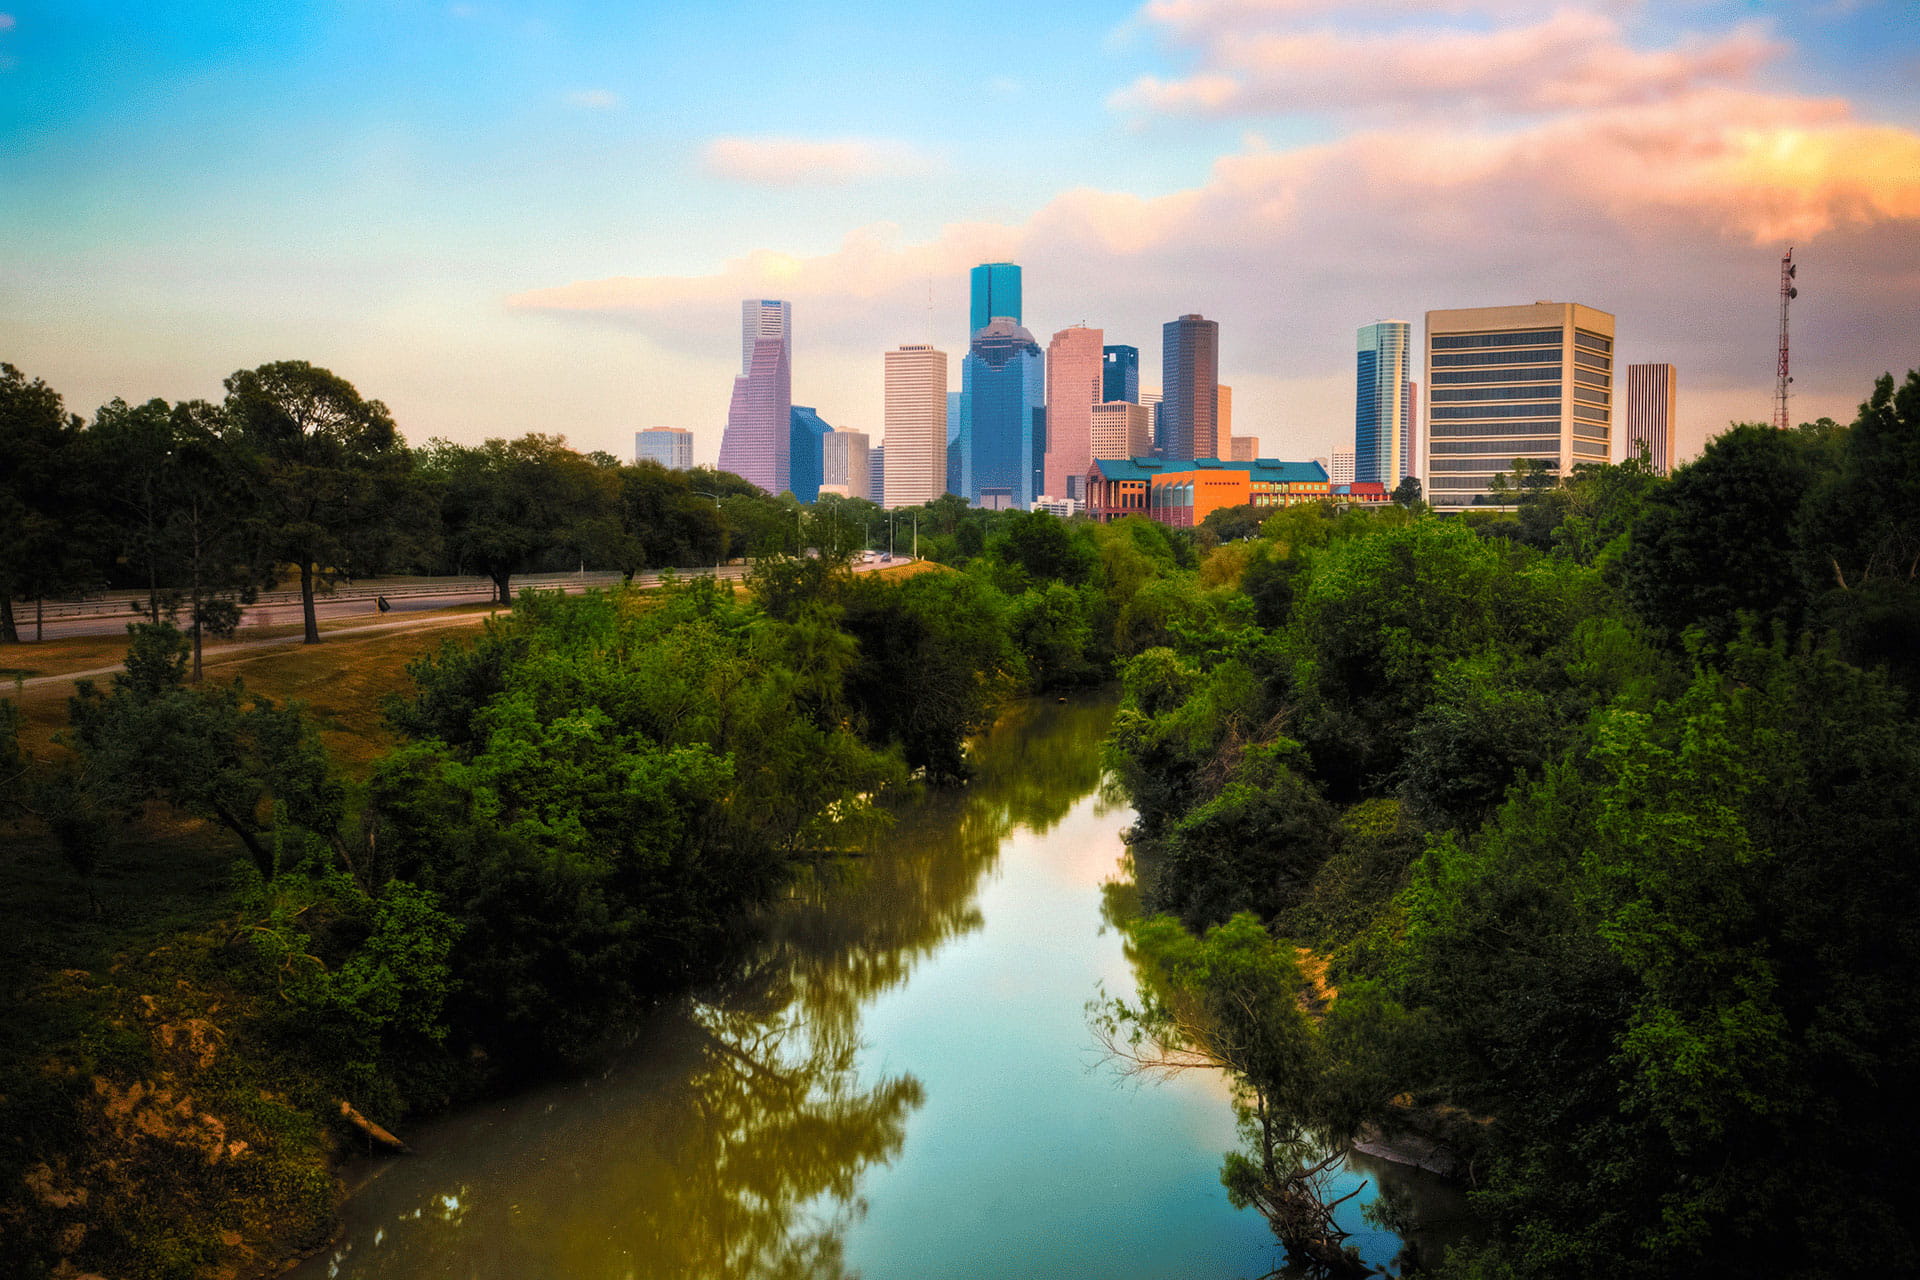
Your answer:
4;1;1918;464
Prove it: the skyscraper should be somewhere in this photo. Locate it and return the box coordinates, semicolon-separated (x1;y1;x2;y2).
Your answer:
1090;402;1152;462
962;318;1045;508
718;299;792;494
883;345;947;509
969;263;1022;334
1625;363;1675;473
1355;321;1412;487
634;427;692;470
789;406;834;502
1422;301;1616;510
1161;314;1219;462
1218;384;1233;440
1045;325;1104;499
1330;450;1355;484
1103;345;1140;404
821;430;871;500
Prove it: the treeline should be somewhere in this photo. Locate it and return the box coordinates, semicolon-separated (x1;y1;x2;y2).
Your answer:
1101;369;1920;1277
0;359;890;665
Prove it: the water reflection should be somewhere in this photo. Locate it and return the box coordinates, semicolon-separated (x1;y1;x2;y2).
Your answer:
296;695;1126;1280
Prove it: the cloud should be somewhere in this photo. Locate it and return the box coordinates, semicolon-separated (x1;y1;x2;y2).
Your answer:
1114;9;1780;117
700;136;932;186
512;87;1920;458
0;13;15;31
565;89;620;110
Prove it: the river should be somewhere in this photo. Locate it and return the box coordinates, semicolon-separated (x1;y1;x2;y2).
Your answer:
292;693;1459;1280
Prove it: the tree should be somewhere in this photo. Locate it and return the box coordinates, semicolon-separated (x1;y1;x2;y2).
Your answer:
0;364;97;643
66;624;344;880
92;399;276;681
421;435;610;603
222;361;422;643
1095;913;1399;1273
1619;423;1824;646
1390;475;1422;507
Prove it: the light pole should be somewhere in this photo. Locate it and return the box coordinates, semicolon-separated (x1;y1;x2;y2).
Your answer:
693;490;723;573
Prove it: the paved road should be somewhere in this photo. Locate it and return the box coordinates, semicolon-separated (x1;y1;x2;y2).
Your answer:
19;558;912;643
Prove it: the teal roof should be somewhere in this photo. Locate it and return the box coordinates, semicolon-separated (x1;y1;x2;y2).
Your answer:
1092;457;1329;483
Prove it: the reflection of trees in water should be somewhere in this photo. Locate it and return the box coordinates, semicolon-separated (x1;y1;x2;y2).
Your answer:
733;692;1121;1051
305;694;1120;1280
301;996;923;1279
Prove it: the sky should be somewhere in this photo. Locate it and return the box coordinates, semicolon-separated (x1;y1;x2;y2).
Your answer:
3;0;1918;469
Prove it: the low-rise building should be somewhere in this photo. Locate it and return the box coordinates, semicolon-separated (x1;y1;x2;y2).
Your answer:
1085;456;1331;528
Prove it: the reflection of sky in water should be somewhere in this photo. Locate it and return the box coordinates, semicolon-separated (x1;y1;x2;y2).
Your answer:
290;694;1454;1280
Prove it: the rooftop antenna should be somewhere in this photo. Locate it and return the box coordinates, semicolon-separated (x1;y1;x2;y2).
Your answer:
1773;247;1797;429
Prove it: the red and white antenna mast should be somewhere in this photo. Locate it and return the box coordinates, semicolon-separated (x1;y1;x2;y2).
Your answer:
1773;247;1797;429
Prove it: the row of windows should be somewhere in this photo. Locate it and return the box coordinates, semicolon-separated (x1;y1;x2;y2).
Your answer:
1431;436;1561;454
1574;364;1610;389
1430;366;1559;385
1574;330;1613;355
1431;328;1563;351
1574;350;1612;373
1434;402;1563;420
1431;419;1565;436
1573;439;1608;456
1574;385;1610;406
1429;477;1508;491
1574;402;1609;423
1432;348;1563;368
1430;384;1562;403
1429;456;1557;473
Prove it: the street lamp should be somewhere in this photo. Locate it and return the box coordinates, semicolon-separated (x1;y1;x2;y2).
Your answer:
693;490;723;573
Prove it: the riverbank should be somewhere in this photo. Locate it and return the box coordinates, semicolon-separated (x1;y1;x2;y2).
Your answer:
1;565;976;1280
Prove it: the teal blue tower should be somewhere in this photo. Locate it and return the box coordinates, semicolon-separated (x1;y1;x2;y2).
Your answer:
970;263;1022;333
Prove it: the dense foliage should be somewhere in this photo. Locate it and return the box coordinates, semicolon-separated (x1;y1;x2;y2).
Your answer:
1103;370;1920;1278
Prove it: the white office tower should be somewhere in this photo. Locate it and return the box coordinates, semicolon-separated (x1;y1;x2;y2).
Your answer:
883;345;949;508
821;430;872;500
1330;450;1356;484
635;427;693;470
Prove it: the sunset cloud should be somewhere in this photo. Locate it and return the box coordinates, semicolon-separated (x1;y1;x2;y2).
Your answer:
565;89;620;110
1114;8;1780;117
700;135;931;186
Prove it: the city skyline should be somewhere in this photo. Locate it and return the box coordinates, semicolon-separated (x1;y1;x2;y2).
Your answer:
4;3;1917;472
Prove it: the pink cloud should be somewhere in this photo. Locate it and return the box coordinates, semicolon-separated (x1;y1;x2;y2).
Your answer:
0;13;15;30
1113;9;1780;117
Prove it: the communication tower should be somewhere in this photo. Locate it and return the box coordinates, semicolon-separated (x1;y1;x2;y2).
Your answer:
1773;248;1797;430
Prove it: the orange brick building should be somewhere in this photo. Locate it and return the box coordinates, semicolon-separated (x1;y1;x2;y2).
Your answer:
1086;457;1332;528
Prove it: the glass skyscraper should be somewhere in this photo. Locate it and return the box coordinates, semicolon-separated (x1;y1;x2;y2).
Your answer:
962;318;1044;508
1102;345;1139;404
788;405;833;502
969;263;1022;334
1355;321;1412;487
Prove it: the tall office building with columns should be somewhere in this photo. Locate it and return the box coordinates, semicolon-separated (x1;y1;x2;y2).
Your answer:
1423;301;1615;510
1045;325;1104;499
883;344;949;509
718;299;792;494
1625;363;1676;473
